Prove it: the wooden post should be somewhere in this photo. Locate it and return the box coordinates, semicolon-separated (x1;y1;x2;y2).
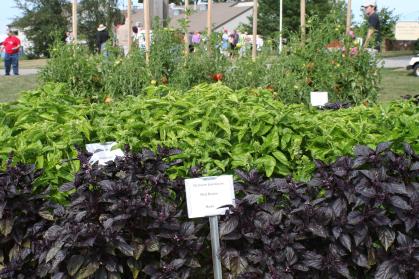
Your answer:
252;0;258;61
279;0;283;53
72;0;78;43
127;0;132;53
144;0;151;63
300;0;305;43
185;0;189;56
207;0;212;41
346;0;352;34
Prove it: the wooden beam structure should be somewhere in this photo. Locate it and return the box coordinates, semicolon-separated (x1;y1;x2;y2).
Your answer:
207;0;212;39
346;0;352;34
72;0;78;43
127;0;132;53
252;0;258;61
144;0;151;63
300;0;306;43
185;0;189;56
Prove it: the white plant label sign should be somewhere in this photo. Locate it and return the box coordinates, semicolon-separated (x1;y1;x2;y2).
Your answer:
185;175;235;218
310;92;328;107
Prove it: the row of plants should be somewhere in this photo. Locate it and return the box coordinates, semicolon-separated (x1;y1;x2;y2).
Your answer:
1;142;418;278
0;83;418;197
40;14;380;105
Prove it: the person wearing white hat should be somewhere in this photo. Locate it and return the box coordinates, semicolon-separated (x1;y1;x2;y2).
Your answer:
361;0;381;52
96;24;109;54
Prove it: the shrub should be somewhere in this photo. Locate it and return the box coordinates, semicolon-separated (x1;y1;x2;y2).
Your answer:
34;147;210;278
219;142;419;278
40;14;380;105
0;157;58;278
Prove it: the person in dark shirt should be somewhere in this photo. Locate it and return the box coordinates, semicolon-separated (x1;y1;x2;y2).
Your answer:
362;0;381;52
96;24;110;54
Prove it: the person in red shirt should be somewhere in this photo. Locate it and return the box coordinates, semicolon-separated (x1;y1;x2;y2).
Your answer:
0;30;21;76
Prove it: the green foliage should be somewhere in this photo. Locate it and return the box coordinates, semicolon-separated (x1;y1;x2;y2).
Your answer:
77;0;124;50
0;84;91;198
1;82;418;192
91;83;418;182
40;42;103;98
41;14;381;105
13;0;70;57
0;83;419;190
243;0;338;38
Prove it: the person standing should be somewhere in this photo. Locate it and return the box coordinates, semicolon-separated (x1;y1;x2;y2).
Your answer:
0;30;21;76
362;0;381;52
96;24;110;54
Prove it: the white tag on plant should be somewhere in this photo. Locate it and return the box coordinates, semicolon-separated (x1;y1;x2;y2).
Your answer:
85;142;124;166
310;92;329;107
185;175;235;218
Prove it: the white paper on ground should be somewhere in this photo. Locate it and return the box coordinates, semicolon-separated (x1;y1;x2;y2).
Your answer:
86;142;124;165
310;92;329;107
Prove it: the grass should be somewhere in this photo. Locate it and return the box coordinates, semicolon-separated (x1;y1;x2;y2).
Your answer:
0;58;47;69
0;75;38;103
379;68;419;102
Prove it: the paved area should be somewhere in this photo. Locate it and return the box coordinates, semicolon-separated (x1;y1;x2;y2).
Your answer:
382;56;411;69
0;68;40;76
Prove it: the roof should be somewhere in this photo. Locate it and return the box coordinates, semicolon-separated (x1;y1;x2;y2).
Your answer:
128;2;253;32
169;2;253;32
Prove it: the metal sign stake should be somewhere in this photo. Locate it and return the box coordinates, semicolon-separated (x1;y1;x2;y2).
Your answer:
209;216;222;279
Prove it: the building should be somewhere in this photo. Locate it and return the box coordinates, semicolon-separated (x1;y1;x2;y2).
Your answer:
128;1;254;32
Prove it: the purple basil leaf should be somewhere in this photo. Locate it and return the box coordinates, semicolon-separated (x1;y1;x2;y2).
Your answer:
396;232;411;246
285;247;298;266
389;196;412;210
246;249;263;264
336;263;352;279
355;184;376;198
307;223;328;238
355;145;374;157
114;237;134;257
374;260;398;279
243;194;263;205
160;245;174;258
331;198;346;218
180;221;195;236
303;251;323;270
383;183;408;196
353;252;369;268
59;182;75;192
405;217;416;232
403;143;414;156
44;225;62;241
169;259;186;270
347;211;364;225
332;226;342;239
378;228;395;251
66;255;84;276
376;142;392;154
220;216;239;238
339;234;352;252
352;157;368;169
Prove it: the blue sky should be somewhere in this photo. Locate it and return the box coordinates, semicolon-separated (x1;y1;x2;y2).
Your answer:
0;0;418;35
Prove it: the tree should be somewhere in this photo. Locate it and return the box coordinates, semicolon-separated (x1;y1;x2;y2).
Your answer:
13;0;71;57
243;0;337;38
77;0;124;50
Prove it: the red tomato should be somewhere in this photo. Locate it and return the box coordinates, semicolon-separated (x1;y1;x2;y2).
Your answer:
212;73;223;81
